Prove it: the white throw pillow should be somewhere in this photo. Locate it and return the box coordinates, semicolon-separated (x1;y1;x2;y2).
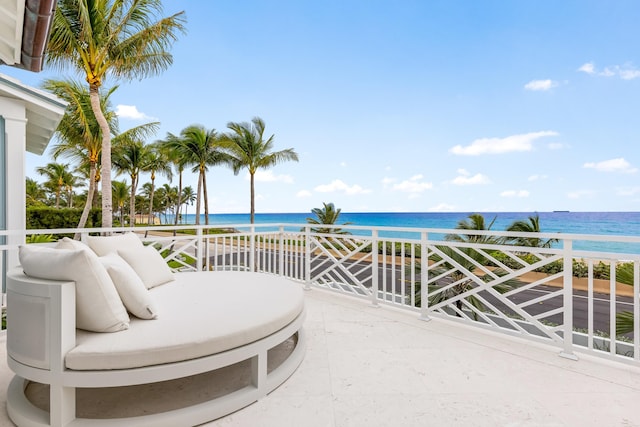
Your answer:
18;245;129;333
86;232;144;256
100;252;159;319
56;236;89;251
118;245;175;289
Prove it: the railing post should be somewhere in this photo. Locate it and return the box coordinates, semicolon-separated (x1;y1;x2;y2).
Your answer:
279;225;285;276
196;227;203;271
560;239;578;360
304;226;311;290
250;225;256;272
420;231;431;321
371;229;379;307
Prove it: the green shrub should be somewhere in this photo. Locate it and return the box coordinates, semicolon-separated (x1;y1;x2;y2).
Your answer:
27;207;101;229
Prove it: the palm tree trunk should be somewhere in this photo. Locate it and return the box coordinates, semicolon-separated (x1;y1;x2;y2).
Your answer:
203;171;209;226
250;172;255;224
89;85;113;229
129;175;137;227
74;162;97;239
195;171;203;225
173;171;183;228
148;178;156;225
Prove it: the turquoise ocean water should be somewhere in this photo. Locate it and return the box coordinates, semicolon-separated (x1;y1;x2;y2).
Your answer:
172;212;640;254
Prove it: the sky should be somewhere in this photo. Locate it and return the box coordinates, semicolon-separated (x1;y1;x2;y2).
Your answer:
3;0;640;214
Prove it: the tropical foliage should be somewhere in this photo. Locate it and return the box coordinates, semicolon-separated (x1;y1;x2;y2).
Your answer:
222;117;299;223
47;0;186;227
305;202;352;234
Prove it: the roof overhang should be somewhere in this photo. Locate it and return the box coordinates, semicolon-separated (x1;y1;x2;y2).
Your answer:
0;0;57;72
0;72;66;154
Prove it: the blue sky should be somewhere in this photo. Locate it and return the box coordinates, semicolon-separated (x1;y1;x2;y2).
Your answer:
4;0;640;213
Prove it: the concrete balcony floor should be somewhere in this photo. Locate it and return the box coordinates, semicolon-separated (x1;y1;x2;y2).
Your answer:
2;288;640;426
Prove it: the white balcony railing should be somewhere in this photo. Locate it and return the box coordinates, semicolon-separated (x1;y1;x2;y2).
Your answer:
2;224;640;365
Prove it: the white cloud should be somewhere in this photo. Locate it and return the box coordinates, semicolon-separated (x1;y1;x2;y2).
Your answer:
616;187;640;196
449;131;558;156
296;190;312;198
567;189;596;199
547;142;564;150
248;170;294;183
314;179;372;195
578;62;595;74
115;104;156;121
578;62;640;80
428;203;456;212
452;171;490;186
528;174;548;182
583;157;637;174
524;79;557;91
500;190;530;198
381;177;396;187
620;69;640;80
391;174;433;193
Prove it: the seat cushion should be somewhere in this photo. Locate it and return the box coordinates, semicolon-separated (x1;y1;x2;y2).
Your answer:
66;271;305;370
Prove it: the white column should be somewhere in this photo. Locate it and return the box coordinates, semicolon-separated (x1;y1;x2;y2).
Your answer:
0;97;28;270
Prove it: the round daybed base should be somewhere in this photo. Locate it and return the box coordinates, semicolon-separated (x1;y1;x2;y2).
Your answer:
6;270;306;427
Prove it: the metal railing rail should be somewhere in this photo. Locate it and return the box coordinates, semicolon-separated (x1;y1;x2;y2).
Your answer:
2;223;640;365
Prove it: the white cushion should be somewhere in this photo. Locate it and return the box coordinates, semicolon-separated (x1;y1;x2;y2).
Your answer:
118;245;174;289
100;252;159;320
56;236;89;251
66;271;305;370
86;232;143;257
18;245;129;333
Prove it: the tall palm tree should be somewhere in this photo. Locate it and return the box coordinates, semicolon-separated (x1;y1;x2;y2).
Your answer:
166;126;233;226
36;162;72;208
43;79;118;231
144;144;173;225
305;202;352;234
222;117;299;223
112;123;159;226
504;214;559;248
111;180;130;226
47;0;186;228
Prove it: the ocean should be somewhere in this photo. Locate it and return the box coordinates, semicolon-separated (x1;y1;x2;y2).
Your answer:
168;211;640;254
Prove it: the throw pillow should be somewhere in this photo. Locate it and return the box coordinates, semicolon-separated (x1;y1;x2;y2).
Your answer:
118;245;175;289
86;232;144;257
100;252;159;319
18;245;129;332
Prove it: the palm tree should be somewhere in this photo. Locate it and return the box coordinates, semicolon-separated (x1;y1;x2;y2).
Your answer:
223;117;299;223
111;180;130;226
160;183;179;224
47;0;186;228
26;177;47;207
166;126;233;226
415;245;517;319
305;202;352;234
36;162;72;208
181;186;196;224
112;123;159;226
158;140;187;228
445;213;500;245
504;214;559;248
144;144;172;225
43;79;117;231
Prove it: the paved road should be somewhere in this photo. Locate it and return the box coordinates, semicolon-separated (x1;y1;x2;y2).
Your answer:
210;249;633;335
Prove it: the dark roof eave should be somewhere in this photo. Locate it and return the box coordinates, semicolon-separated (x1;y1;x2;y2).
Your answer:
18;0;57;72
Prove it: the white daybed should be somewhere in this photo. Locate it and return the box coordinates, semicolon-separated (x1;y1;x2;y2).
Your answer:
5;235;306;427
